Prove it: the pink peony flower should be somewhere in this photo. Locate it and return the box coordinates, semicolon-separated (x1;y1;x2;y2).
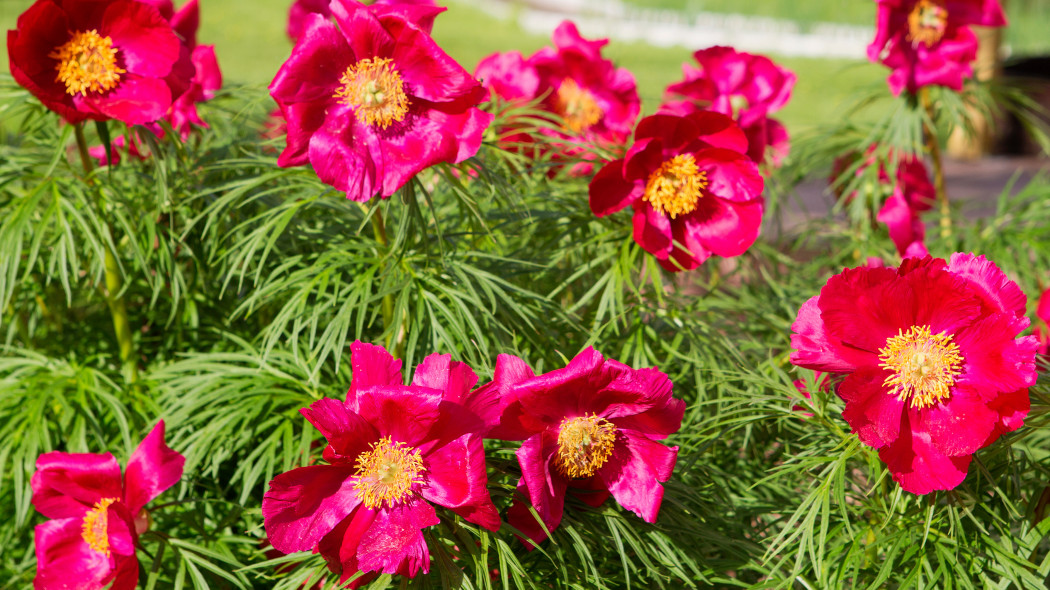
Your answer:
661;46;795;167
589;111;765;272
833;146;935;257
475;21;640;175
1037;287;1050;356
791;253;1037;494
270;0;492;202
867;0;1007;95
31;421;184;590
483;347;684;546
263;342;500;587
7;0;192;125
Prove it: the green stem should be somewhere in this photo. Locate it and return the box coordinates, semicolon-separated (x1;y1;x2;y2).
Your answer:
919;88;951;239
74;123;138;383
364;204;402;357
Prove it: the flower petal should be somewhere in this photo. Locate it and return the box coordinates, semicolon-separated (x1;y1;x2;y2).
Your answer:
421;434;500;531
262;465;360;554
356;500;438;576
32;453;123;519
123;421;185;515
598;431;676;523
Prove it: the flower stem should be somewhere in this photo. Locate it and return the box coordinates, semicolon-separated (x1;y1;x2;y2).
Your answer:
74;123;138;383
919;88;951;239
363;203;403;357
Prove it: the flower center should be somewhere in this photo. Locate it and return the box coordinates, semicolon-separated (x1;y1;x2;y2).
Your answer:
334;57;410;129
878;325;963;408
907;0;949;48
49;30;125;97
353;437;426;509
554;79;603;133
643;154;708;219
555;414;617;478
81;497;118;557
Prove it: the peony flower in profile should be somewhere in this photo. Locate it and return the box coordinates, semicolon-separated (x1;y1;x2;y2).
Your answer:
31;421;184;590
270;0;492;202
791;253;1037;494
7;0;191;125
661;46;795;167
483;347;684;546
867;0;1007;95
589;111;765;272
263;342;500;588
833;146;935;258
1037;287;1050;357
475;20;639;174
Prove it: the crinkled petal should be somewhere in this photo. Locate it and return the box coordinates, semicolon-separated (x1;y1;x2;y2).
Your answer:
34;517;118;590
356;500;438;576
347;341;404;407
589;158;641;217
421;434;500;530
947;253;1028;318
879;412;971;495
912;386;997;457
301;397;378;463
124;421;184;515
32;453;123;519
839;368;905;448
598;431;676;523
262;465;360;554
513;432;565;541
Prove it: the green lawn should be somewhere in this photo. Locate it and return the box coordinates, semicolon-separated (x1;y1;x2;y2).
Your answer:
1;0;891;135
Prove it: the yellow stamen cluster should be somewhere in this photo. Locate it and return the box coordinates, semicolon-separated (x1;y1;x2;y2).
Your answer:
907;0;949;48
643;154;708;219
878;325;963;408
353;437;426;509
50;30;125;96
81;497;118;557
555;414;618;479
333;57;410;129
554;79;603;134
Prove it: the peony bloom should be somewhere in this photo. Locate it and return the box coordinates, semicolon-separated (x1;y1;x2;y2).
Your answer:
661;46;795;167
483;347;684;546
270;0;492;202
31;421;184;590
1037;287;1050;356
791;254;1037;494
867;0;1007;95
286;0;437;41
263;342;500;587
589;111;765;272
833;146;935;258
7;0;192;125
475;21;639;174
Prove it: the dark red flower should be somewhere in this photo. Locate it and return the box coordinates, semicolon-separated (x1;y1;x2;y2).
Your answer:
270;0;492;202
661;46;795;167
32;422;184;590
791;254;1037;494
8;0;191;125
263;342;499;587
867;0;1006;95
589;111;765;272
483;347;684;546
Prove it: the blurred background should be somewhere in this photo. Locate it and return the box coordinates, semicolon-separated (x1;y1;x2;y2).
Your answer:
1;0;1048;140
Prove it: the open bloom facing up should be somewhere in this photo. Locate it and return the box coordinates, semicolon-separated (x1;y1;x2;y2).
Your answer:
475;21;639;174
263;342;500;587
661;46;795;167
270;0;491;202
791;254;1037;494
8;0;192;125
867;0;1007;95
833;146;935;257
483;347;684;545
32;421;184;590
589;111;765;272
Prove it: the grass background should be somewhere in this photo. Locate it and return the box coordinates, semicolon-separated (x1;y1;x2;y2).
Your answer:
1;0;1046;134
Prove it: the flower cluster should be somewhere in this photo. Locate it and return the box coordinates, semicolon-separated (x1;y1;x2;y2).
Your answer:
660;46;796;167
832;146;936;258
262;342;683;584
589;111;765;272
475;21;640;175
32;422;184;590
7;0;221;130
867;0;1007;95
791;254;1037;494
270;0;492;202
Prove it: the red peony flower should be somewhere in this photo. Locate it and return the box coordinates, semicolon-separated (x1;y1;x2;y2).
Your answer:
7;0;191;125
867;0;1006;95
31;421;184;590
661;46;795;167
791;254;1037;494
262;342;500;587
270;0;491;202
482;347;684;546
287;0;437;41
476;21;639;175
589;111;765;272
833;146;935;257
